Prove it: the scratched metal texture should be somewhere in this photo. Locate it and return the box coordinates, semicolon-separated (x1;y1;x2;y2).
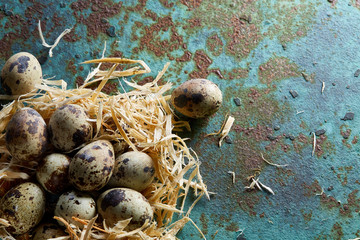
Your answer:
1;0;360;239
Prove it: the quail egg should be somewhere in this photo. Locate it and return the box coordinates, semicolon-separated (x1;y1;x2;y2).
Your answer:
32;223;66;240
97;188;153;230
48;104;93;152
6;107;49;164
36;153;71;194
69;140;115;191
54;190;96;228
0;182;45;235
107;151;155;192
171;78;222;118
1;52;42;95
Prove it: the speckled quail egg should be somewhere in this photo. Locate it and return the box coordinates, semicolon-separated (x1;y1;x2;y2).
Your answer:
97;188;153;230
6;107;49;164
54;190;96;228
107;151;155;192
36;153;71;194
69;140;115;191
32;223;66;240
0;182;45;235
48;104;93;152
171;78;222;118
1;52;42;95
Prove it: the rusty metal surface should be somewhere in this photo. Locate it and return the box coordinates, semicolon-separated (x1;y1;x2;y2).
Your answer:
1;0;360;239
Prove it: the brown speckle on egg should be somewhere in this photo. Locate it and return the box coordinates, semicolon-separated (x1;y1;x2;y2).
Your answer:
36;153;71;194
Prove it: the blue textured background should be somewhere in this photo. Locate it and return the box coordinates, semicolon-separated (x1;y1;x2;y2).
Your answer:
1;1;360;239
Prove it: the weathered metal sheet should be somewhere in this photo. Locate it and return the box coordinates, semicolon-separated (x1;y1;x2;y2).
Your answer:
1;0;360;239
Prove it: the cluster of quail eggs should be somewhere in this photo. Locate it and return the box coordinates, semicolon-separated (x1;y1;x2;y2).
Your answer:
1;104;156;238
0;53;157;238
0;52;223;238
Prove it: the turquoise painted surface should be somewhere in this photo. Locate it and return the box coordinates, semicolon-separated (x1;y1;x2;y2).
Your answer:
1;0;360;239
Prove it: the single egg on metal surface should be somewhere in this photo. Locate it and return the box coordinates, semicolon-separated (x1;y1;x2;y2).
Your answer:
171;78;222;118
1;52;42;95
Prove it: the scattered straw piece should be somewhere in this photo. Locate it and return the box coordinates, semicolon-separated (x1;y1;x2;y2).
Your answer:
316;188;324;196
260;153;288;168
228;171;235;184
54;216;79;240
0;168;29;180
79;215;97;240
245;177;275;195
38;20;72;57
257;181;275;195
207;115;235;147
296;110;304;115
0;218;10;227
312;132;316;156
218;116;235;147
188;218;207;240
72;217;108;234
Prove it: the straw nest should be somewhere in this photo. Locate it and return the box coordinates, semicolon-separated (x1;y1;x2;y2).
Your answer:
0;57;209;239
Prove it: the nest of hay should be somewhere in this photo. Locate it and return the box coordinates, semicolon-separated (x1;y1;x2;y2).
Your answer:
0;57;208;239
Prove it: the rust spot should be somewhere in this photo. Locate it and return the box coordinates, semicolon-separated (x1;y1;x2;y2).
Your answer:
352;135;358;144
70;0;123;40
302;180;321;198
137;76;154;86
331;222;343;239
136;15;184;57
225;222;239;232
300;209;312;224
206;33;223;56
159;0;174;8
66;59;77;75
258;57;301;85
180;0;203;10
176;50;192;62
199;213;208;235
